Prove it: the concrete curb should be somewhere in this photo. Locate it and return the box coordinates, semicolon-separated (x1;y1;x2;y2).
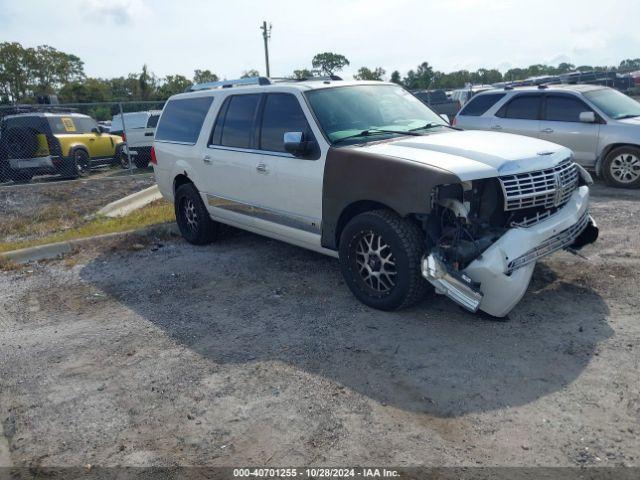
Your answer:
0;418;11;467
97;184;162;218
0;223;178;264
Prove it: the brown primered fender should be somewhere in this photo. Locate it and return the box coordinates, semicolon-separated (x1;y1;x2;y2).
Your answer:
321;146;462;250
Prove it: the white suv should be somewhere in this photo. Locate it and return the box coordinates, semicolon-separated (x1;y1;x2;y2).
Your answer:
152;77;598;317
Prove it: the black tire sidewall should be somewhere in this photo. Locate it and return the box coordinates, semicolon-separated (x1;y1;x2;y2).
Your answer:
73;149;90;177
339;212;418;310
603;147;640;188
175;183;216;245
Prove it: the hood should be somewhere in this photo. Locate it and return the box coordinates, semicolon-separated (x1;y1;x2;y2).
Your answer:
354;130;572;181
617;116;640;126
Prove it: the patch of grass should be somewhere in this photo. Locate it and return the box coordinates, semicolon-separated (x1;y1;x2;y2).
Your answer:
0;200;175;253
0;204;81;242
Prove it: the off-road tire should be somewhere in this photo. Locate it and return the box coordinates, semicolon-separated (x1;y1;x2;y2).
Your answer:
602;146;640;188
339;209;428;310
62;149;90;179
175;183;219;245
117;146;130;169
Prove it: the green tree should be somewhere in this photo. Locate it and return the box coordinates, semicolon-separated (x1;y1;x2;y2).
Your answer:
311;52;350;76
618;58;640;73
138;64;156;100
157;75;192;98
292;68;316;79
353;66;386;81
241;69;260;78
390;70;402;85
193;69;219;84
403;62;434;89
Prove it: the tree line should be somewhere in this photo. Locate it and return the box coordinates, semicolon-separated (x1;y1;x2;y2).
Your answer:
2;42;640;107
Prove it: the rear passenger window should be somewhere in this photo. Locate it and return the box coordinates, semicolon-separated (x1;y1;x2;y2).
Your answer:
499;95;541;120
147;114;160;128
545;96;591;122
260;94;309;152
155;97;213;144
219;94;261;148
459;93;506;116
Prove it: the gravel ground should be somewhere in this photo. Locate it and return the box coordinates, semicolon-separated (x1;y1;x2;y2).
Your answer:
0;181;638;469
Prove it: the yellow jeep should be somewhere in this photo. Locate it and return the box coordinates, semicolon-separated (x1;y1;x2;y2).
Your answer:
0;112;124;183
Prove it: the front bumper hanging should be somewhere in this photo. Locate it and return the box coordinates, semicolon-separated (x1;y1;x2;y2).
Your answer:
422;185;598;317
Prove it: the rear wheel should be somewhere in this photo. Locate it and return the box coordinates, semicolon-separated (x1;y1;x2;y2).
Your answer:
62;149;90;179
175;183;219;245
339;209;428;310
117;146;130;169
602;146;640;188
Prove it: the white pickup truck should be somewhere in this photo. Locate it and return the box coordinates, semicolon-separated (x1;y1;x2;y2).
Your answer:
110;110;161;168
151;77;598;317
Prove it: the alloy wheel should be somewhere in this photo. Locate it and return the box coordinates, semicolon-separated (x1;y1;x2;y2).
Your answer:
610;153;640;184
182;198;199;233
354;231;397;293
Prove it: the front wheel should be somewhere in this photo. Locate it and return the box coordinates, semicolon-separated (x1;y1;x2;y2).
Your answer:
602;146;640;188
338;209;429;310
175;183;220;245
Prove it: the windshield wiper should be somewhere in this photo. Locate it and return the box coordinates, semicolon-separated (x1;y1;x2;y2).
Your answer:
616;114;640;119
332;128;421;145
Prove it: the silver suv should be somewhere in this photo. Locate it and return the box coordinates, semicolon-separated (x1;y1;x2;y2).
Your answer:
454;85;640;188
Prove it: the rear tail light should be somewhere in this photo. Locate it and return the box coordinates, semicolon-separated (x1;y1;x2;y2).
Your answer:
121;132;126;142
150;146;157;165
452;116;457;126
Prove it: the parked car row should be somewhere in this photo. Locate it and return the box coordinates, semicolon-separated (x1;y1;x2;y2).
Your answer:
0;109;161;183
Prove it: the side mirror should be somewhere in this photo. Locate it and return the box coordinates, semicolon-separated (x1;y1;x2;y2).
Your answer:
284;131;312;157
579;111;596;123
439;113;450;124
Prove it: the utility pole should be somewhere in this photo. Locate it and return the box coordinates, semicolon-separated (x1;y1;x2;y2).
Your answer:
260;21;272;78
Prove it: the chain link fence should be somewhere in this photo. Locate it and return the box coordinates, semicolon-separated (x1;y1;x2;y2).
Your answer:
0;101;167;254
0;100;165;185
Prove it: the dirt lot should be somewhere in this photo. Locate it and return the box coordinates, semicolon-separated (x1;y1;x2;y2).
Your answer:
0;181;638;469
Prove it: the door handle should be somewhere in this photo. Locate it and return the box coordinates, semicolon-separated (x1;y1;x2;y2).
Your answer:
256;162;268;174
144;132;154;137
491;125;502;130
89;138;95;141
541;128;554;133
202;155;212;164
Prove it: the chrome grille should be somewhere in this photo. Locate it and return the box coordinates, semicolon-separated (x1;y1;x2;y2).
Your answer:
499;159;579;211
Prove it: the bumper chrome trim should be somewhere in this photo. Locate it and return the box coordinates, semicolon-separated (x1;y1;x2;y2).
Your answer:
422;254;483;312
506;211;591;274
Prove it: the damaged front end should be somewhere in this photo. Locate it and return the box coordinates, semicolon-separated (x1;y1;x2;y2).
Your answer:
421;158;598;317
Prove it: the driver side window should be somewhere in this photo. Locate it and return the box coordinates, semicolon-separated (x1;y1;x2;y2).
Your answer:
259;93;311;152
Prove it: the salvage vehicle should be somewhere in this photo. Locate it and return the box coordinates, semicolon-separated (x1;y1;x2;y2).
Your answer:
0;111;124;182
152;77;598;317
454;84;640;188
110;110;161;169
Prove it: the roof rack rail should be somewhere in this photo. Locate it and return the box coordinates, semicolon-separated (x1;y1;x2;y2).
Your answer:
293;75;343;82
0;104;79;118
188;76;272;92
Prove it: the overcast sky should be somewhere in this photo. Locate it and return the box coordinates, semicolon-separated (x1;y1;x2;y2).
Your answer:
1;0;639;80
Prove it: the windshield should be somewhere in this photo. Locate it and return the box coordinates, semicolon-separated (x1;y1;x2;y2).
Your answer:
305;84;447;144
583;88;640;119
